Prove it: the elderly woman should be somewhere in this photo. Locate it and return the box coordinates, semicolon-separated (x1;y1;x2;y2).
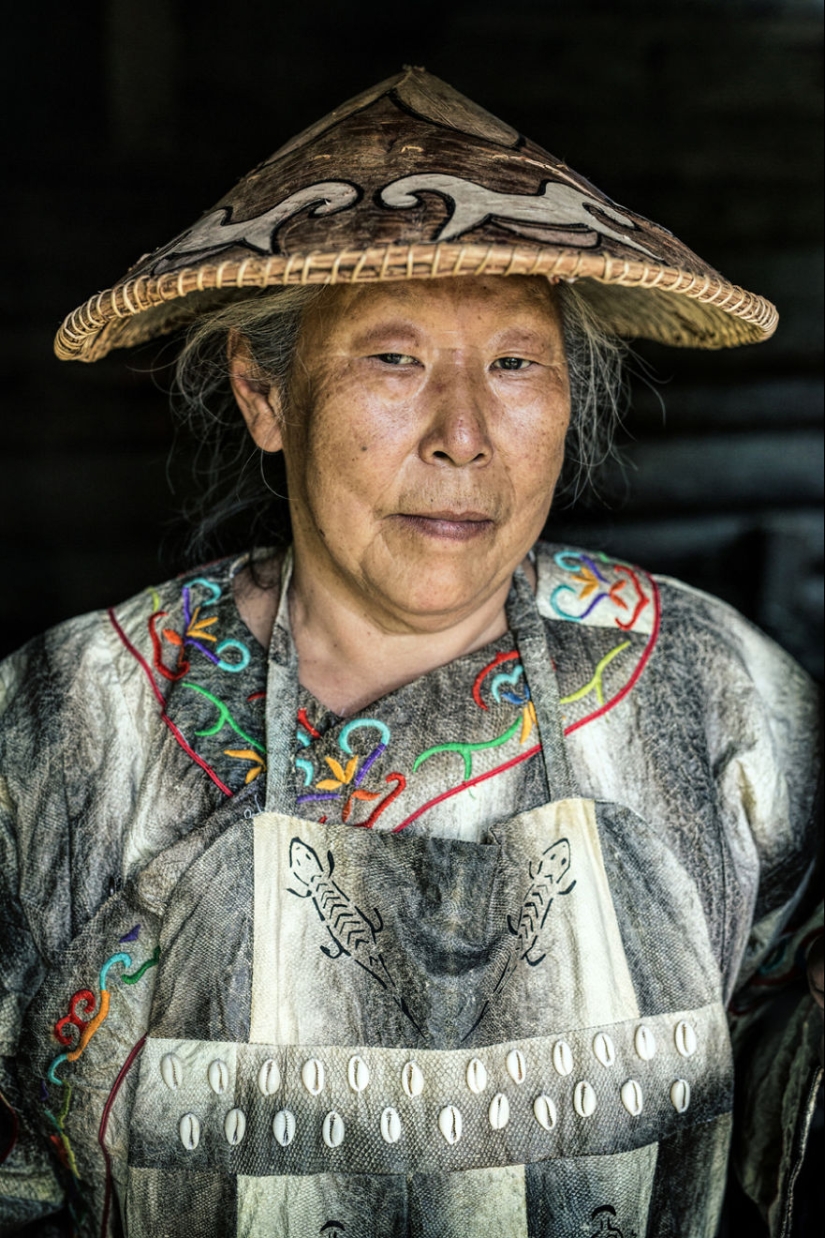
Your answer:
0;69;821;1238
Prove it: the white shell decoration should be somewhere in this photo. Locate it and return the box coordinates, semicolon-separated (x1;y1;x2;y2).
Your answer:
380;1107;402;1144
224;1107;247;1145
179;1112;200;1151
160;1052;183;1091
674;1021;698;1058
573;1080;597;1118
272;1109;296;1147
592;1032;616;1068
505;1048;526;1085
401;1061;424;1098
466;1058;488;1094
347;1055;370;1093
634;1025;657;1061
301;1057;325;1096
438;1105;463;1145
533;1093;557;1131
670;1079;691;1114
207;1059;229;1095
488;1093;510;1131
552;1039;573;1077
257;1058;281;1097
322;1111;345;1149
620;1079;644;1117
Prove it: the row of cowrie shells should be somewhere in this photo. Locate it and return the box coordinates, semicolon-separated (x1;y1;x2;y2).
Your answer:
175;1077;693;1152
162;1022;698;1102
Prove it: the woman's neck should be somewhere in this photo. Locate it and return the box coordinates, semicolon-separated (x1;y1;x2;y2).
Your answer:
234;549;536;718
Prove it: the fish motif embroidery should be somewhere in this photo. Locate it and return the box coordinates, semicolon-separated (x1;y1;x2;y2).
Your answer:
287;838;421;1033
463;838;575;1039
507;837;575;966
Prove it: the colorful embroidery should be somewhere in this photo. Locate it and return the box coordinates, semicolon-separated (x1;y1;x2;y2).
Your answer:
110;547;659;809
543;551;660;735
293;642;540;831
111;567;266;797
42;930;159;1194
549;551;652;632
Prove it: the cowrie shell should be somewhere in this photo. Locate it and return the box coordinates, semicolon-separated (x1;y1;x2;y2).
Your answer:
347;1055;370;1093
160;1052;183;1091
573;1081;596;1118
621;1079;643;1117
533;1093;557;1131
506;1048;526;1085
674;1021;698;1058
272;1109;296;1147
552;1039;573;1077
634;1025;656;1061
488;1093;510;1131
224;1107;246;1145
593;1032;616;1067
179;1112;200;1151
207;1059;229;1095
380;1107;402;1144
301;1058;325;1095
322;1111;345;1149
401;1061;424;1098
438;1105;463;1145
466;1058;487;1094
670;1079;691;1114
257;1058;281;1096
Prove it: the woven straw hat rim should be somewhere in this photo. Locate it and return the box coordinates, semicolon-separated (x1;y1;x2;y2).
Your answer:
55;241;777;362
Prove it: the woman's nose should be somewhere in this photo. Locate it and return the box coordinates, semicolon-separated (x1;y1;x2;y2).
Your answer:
417;360;493;467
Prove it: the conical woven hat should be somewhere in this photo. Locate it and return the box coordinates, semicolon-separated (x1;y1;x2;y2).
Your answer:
55;67;777;362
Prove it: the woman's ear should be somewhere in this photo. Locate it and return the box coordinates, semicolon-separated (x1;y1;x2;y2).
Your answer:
228;330;284;452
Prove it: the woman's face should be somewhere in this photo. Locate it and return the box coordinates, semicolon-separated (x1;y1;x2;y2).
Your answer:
248;276;570;632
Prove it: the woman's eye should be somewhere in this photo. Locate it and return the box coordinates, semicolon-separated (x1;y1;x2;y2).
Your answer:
493;356;532;371
372;352;417;366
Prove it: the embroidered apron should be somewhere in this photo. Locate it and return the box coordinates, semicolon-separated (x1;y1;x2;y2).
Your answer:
22;571;733;1237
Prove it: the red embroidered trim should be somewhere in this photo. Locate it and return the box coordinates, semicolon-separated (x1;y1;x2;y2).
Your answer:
393;743;541;833
108;609;232;797
98;1035;146;1238
362;773;407;829
563;576;661;736
472;650;520;710
297;707;322;739
148;610;189;681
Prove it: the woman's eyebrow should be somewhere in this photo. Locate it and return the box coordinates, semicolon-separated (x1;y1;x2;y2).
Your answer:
490;327;559;353
348;322;424;351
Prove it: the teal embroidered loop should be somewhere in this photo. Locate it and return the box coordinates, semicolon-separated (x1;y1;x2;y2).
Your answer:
339;719;391;755
216;638;252;673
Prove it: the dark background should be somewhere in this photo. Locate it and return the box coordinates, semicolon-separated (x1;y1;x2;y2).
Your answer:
1;2;822;1232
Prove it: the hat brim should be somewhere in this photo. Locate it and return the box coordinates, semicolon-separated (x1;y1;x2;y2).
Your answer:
55;241;776;363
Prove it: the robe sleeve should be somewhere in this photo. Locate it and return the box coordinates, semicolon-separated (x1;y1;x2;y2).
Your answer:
704;598;823;1235
0;637;70;1232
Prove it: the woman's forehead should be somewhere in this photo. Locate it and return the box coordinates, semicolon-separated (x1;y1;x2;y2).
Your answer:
304;275;562;338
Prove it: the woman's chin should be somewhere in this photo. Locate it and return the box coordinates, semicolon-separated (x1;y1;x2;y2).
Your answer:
368;558;508;628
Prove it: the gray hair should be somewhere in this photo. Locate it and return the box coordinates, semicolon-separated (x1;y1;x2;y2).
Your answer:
171;279;627;562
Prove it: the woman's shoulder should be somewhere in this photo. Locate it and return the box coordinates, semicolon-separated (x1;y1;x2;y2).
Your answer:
0;550;275;739
532;537;808;669
531;538;817;737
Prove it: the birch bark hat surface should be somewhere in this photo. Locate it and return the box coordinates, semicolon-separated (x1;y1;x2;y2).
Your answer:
55;66;777;362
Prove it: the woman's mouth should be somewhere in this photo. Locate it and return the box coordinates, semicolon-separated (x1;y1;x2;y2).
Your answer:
392;511;495;541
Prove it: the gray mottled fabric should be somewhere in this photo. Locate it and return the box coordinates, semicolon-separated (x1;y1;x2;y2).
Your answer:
0;542;821;1237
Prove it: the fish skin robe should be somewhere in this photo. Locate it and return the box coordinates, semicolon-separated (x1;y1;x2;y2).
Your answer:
0;542;821;1237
